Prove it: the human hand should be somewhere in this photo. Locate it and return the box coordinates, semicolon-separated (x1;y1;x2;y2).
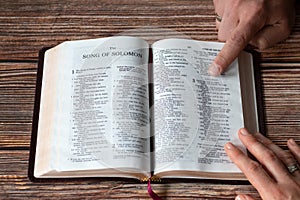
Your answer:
225;128;300;200
208;0;296;76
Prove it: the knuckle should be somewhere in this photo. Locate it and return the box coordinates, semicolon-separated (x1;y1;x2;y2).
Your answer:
280;151;295;164
214;51;228;69
261;148;279;163
229;31;248;48
247;160;262;174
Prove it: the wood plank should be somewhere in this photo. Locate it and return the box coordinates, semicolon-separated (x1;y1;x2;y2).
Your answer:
0;0;216;60
261;66;300;146
0;62;36;123
0;63;36;148
0;151;260;199
0;178;259;199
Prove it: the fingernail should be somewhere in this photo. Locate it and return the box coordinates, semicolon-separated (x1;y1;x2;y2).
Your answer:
240;128;248;136
288;138;296;146
225;142;234;150
208;62;221;76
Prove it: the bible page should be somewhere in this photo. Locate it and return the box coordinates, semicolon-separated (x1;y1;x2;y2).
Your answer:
35;36;151;178
151;38;249;177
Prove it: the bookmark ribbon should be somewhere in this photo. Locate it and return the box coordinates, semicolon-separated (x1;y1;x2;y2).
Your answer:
147;179;162;200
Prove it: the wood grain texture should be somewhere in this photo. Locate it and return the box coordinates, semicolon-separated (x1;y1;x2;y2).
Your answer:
1;151;260;200
0;0;300;199
0;0;217;61
1;0;300;61
261;65;300;146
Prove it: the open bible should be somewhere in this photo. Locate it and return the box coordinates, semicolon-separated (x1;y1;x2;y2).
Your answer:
29;36;262;181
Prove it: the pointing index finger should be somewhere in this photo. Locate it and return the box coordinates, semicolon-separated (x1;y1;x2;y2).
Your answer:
208;21;258;76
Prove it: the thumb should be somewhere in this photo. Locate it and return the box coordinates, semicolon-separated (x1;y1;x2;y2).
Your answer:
249;22;293;50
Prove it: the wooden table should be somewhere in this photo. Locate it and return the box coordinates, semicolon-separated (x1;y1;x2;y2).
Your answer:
1;0;300;199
